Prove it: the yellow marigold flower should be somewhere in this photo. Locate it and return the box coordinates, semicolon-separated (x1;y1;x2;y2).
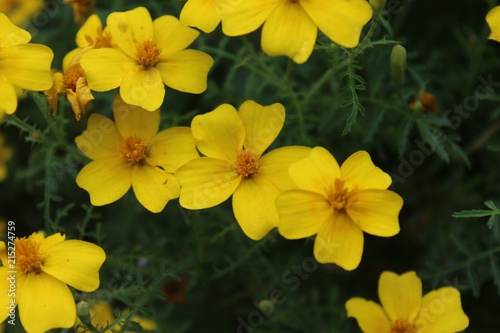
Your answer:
0;133;12;182
64;0;95;25
176;101;311;240
180;0;221;33
218;0;372;64
0;0;43;26
76;95;199;212
345;271;469;333
276;147;403;270
0;13;53;116
80;7;214;111
0;231;106;333
486;6;500;42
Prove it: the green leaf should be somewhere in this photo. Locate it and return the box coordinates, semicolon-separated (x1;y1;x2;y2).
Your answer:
485;200;499;210
452;209;495;218
416;121;449;163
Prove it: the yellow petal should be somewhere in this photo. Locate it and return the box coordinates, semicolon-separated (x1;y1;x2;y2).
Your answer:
76;14;103;47
75;113;122;160
238;100;284;155
0;44;53;91
191;104;245;161
345;298;391;333
219;0;277;36
131;165;180;213
313;212;363;270
120;67;165;111
232;175;280;240
147;127;199;173
276;189;331;239
154;15;200;56
301;0;372;48
113;94;159;140
288;146;340;197
486;6;500;42
378;271;422;323
180;0;221;33
261;1;317;63
346;189;403;237
0;75;17;115
416;287;469;333
176;157;241;209
76;157;132;206
37;232;66;253
41;240;105;292
62;49;79;71
107;7;153;59
0;13;31;47
80;48;138;92
0;267;12;323
17;273;76;333
257;146;311;190
157;49;213;94
340;150;392;190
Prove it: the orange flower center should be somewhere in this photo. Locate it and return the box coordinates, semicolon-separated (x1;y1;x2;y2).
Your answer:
64;63;85;92
391;320;415;333
16;238;43;274
85;27;113;48
328;179;350;211
136;40;161;68
235;150;259;178
119;136;147;165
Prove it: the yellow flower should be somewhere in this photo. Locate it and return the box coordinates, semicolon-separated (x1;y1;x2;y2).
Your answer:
218;0;372;64
0;0;43;26
0;231;106;333
0;13;53;116
176;100;311;240
180;0;221;33
345;271;469;333
80;7;214;111
486;6;500;42
0;133;12;182
276;147;403;270
75;94;199;213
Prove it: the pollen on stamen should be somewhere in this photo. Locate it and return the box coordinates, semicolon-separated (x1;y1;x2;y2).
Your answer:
235;150;259;178
391;320;415;333
63;63;85;92
16;238;43;274
328;179;350;211
119;136;147;165
136;40;161;68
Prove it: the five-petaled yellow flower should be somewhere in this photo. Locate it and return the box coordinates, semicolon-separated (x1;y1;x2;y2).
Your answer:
180;0;221;33
0;13;53;116
345;271;469;333
80;6;214;111
176;100;310;240
0;231;106;333
76;95;199;213
276;147;403;270
486;6;500;42
218;0;373;64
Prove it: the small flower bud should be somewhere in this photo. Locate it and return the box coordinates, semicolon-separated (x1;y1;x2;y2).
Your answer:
370;0;386;12
76;300;92;326
390;45;407;85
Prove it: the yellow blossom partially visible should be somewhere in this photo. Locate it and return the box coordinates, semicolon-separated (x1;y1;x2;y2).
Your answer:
0;0;43;27
0;231;106;333
346;271;469;333
486;6;500;42
218;0;372;64
276;147;403;270
180;0;221;33
0;133;12;182
75;94;199;212
0;13;53;116
64;0;94;25
80;7;214;111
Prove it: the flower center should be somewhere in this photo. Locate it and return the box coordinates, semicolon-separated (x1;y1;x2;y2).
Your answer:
119;136;147;165
64;63;85;92
136;40;161;68
235;150;259;178
86;27;113;48
391;320;415;333
328;179;350;211
16;238;43;274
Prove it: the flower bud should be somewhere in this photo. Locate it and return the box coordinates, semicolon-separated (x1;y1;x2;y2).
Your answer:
390;45;407;85
76;300;92;326
370;0;387;12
